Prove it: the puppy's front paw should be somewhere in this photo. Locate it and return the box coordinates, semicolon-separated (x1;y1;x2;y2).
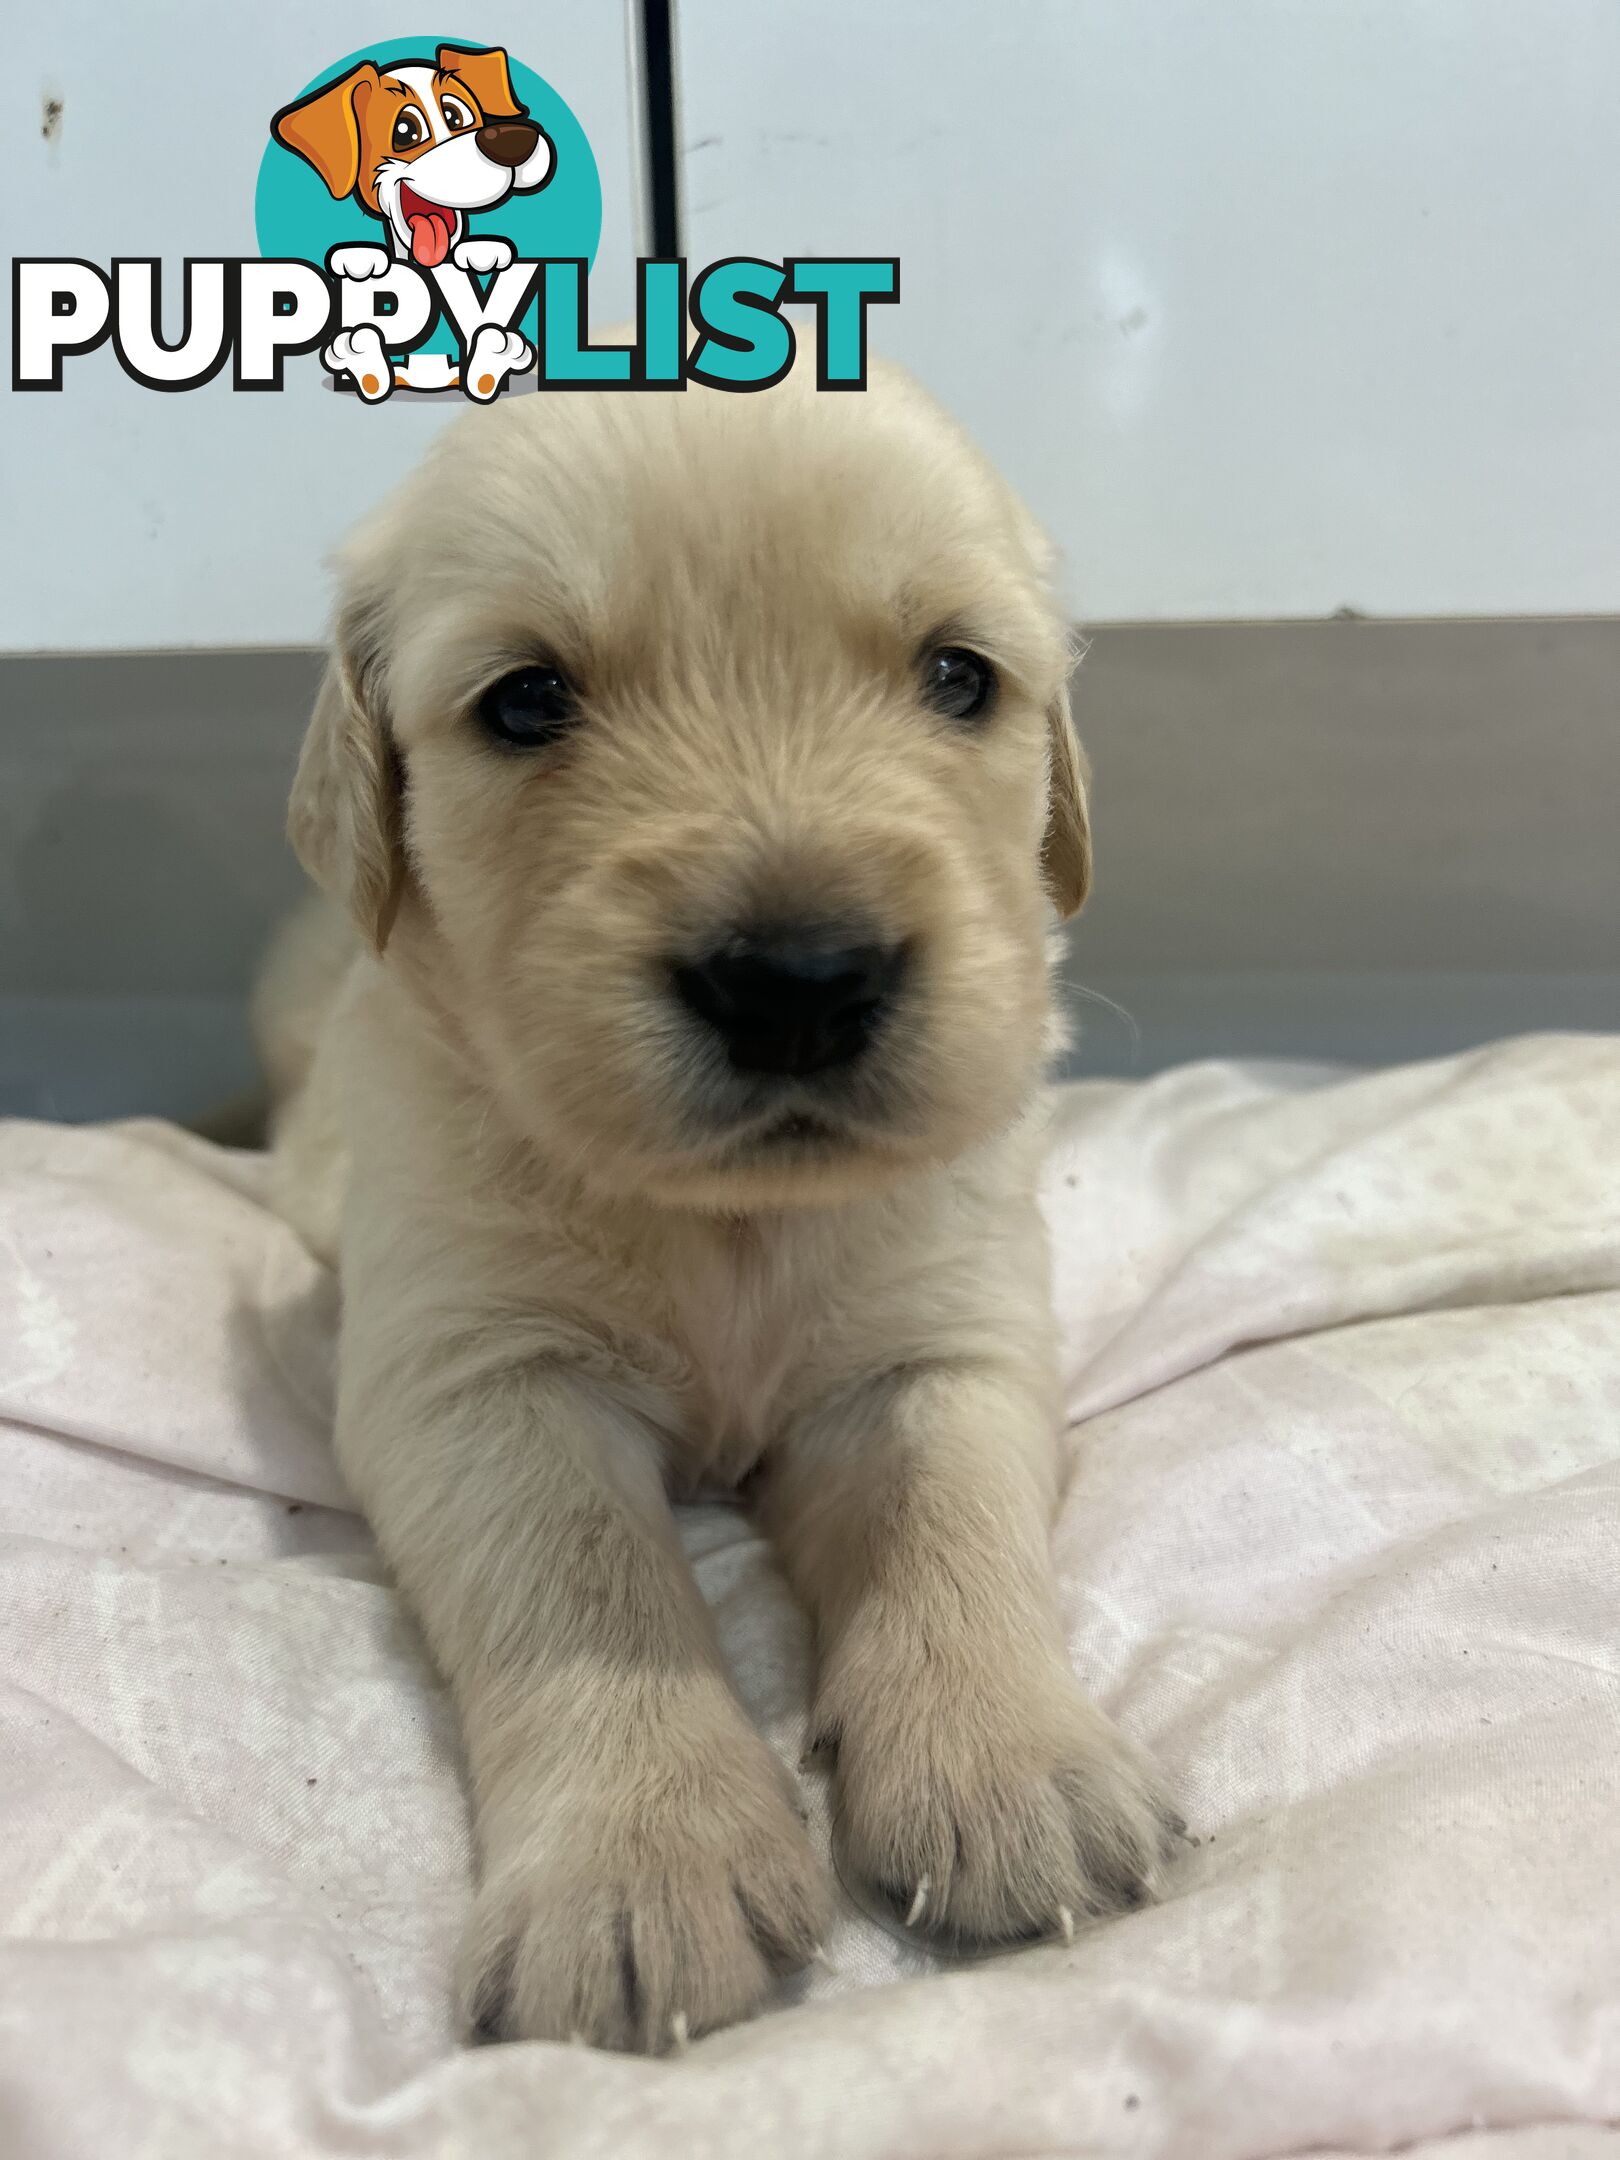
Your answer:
819;1643;1183;1950
462;1718;828;2051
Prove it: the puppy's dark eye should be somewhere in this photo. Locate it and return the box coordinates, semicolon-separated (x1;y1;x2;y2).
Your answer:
476;666;579;749
922;646;996;723
391;109;425;152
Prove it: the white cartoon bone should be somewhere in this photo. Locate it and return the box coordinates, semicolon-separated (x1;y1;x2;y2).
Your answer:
462;324;532;402
451;236;516;275
328;244;391;282
323;326;393;402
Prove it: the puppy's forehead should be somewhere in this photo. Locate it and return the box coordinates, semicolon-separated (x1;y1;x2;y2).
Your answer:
375;365;1056;686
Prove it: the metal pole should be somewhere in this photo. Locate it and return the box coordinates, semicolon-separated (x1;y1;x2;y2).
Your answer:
626;0;683;260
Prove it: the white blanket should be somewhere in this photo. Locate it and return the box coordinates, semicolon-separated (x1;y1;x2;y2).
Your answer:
2;1036;1617;2159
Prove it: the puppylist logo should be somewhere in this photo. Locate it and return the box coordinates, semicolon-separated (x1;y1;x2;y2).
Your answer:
10;37;899;402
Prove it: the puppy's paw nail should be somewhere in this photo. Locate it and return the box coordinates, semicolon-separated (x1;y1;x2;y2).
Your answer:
1058;1903;1076;1945
903;1877;930;1929
810;1943;840;1974
1159;1806;1193;1852
800;1720;841;1770
464;1938;516;2046
668;2010;690;2054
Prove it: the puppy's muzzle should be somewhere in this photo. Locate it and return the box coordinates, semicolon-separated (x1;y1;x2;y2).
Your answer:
476;120;542;168
672;926;907;1079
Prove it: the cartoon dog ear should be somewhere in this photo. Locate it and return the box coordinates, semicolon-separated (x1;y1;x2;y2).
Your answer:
288;590;405;954
271;63;380;200
1043;671;1094;918
436;43;526;121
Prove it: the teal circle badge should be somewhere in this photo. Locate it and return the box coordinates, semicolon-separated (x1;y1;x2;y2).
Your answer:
255;36;601;368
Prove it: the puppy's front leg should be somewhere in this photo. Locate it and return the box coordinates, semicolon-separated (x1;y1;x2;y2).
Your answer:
339;1343;826;2049
760;1360;1182;1947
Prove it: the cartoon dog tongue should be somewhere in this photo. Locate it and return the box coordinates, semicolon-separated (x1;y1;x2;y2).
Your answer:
401;189;455;268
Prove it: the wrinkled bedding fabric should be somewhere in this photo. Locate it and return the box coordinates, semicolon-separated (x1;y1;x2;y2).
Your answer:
1;1035;1616;2159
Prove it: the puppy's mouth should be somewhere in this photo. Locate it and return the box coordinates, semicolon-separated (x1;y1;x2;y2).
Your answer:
398;183;463;269
727;1101;914;1168
694;1100;860;1167
752;1110;843;1150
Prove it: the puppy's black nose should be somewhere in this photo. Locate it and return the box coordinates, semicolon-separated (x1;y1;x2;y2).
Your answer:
673;931;906;1077
476;120;542;168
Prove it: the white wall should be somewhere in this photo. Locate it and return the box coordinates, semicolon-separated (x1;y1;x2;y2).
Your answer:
1;3;635;653
7;6;1620;648
680;0;1620;623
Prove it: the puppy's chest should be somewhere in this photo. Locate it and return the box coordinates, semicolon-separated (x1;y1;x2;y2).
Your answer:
660;1219;828;1485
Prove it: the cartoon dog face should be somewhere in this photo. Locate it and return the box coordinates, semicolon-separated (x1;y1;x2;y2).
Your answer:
271;45;555;266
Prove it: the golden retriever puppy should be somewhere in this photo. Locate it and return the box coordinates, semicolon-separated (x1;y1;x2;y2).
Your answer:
264;355;1181;2052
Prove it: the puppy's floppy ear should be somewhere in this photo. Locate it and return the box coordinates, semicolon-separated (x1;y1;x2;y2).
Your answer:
1043;669;1094;918
288;593;404;954
1005;498;1094;916
271;63;379;200
436;44;526;121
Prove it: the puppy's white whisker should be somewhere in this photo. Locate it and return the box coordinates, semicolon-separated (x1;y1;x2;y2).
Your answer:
1065;979;1141;1055
904;1879;930;1928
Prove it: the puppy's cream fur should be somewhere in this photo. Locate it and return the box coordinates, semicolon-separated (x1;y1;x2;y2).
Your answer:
263;356;1179;2052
